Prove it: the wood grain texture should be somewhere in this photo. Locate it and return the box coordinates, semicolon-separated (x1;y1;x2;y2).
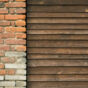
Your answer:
27;6;88;12
28;75;88;81
28;67;88;75
28;82;88;88
27;35;88;40
28;60;88;67
28;0;88;5
27;0;88;87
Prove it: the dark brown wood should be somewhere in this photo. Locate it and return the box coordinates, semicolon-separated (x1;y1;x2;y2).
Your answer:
27;41;88;48
27;30;88;34
27;35;88;40
28;82;88;88
28;75;88;81
27;24;88;30
28;67;88;75
27;6;88;12
27;18;88;24
28;48;88;54
27;13;88;18
28;60;88;67
27;0;88;87
28;0;88;5
27;54;88;60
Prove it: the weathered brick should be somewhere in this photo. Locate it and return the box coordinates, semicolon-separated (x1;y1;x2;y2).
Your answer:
0;45;10;51
5;39;26;45
0;8;8;14
0;64;4;69
16;57;26;64
5;75;26;80
0;76;4;80
0;2;4;7
0;81;15;86
0;0;8;2
0;69;15;75
16;70;26;75
15;20;26;26
5;2;26;7
5;27;26;32
5;64;26;69
1;57;15;63
16;8;26;13
5;52;26;57
16;33;26;39
15;46;26;51
16;81;26;87
0;21;10;26
5;15;25;20
0;15;4;20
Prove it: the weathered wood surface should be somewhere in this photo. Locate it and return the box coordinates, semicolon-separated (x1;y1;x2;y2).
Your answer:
27;13;88;18
27;41;88;48
28;48;88;54
27;0;88;87
27;24;88;30
28;67;88;75
28;75;88;81
28;60;88;67
28;82;88;88
27;6;88;12
27;18;88;24
27;35;88;40
27;54;88;60
28;0;88;5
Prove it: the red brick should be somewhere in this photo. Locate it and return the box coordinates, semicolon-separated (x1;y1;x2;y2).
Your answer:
16;0;26;1
0;63;4;69
1;33;15;38
0;21;10;26
0;45;10;51
0;40;3;44
0;15;4;20
0;8;8;14
5;39;26;45
16;8;26;13
5;2;26;7
5;27;26;32
16;33;26;38
0;69;15;75
6;69;15;75
9;8;16;13
0;0;8;1
0;52;4;56
1;57;15;63
5;15;25;20
0;27;3;32
15;20;26;26
16;45;26;51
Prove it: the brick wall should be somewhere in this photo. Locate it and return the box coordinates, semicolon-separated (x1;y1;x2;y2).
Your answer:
0;0;26;87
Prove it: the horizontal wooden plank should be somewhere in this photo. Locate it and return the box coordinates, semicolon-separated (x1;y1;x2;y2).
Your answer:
27;18;88;24
27;41;88;48
27;54;88;60
28;67;88;75
28;0;88;5
27;82;88;88
27;13;88;18
28;60;88;67
27;24;88;30
27;6;88;12
27;35;88;40
27;75;88;81
27;30;88;34
28;48;88;54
